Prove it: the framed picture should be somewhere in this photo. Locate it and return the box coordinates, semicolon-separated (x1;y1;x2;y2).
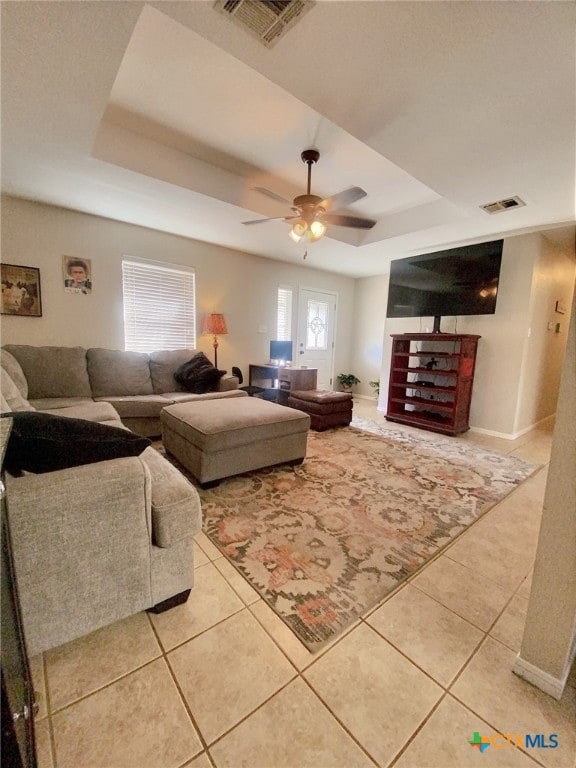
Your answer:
0;264;42;317
63;255;92;294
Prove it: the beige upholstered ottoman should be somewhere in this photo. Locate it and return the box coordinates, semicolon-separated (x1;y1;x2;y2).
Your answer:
161;398;310;487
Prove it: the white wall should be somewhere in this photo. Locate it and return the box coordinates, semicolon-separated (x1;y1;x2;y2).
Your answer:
350;273;389;399
459;234;538;435
355;234;574;436
514;234;576;433
515;286;576;697
0;196;356;377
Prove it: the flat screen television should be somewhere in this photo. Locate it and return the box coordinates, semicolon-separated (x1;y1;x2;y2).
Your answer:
270;340;293;364
386;239;503;332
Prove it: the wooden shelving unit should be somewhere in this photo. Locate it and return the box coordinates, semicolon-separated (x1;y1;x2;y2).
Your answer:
385;333;481;436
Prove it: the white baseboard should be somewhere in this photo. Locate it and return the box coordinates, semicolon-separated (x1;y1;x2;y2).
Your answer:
353;401;555;439
470;414;555;441
513;654;570;700
469;426;525;441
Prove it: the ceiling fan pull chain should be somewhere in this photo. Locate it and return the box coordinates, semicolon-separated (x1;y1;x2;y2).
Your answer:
303;249;307;260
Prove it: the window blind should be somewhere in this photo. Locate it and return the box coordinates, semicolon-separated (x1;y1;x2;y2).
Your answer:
122;258;196;352
277;286;293;341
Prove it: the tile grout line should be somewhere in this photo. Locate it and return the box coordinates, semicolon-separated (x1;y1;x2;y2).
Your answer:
202;665;382;768
41;652;58;768
162;652;216;765
409;568;532;637
444;633;551;768
46;654;162;717
298;674;383;767
146;608;217;767
364;615;482;693
448;683;549;768
150;602;247;657
201;676;298;753
385;691;449;768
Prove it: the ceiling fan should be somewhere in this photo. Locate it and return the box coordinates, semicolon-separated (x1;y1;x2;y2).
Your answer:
243;149;377;244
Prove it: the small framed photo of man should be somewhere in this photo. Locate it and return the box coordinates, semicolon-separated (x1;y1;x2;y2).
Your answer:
63;256;92;294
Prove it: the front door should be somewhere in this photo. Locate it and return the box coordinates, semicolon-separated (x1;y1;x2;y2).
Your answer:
297;288;336;390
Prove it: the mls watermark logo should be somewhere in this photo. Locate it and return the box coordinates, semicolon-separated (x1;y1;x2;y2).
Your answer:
468;731;559;753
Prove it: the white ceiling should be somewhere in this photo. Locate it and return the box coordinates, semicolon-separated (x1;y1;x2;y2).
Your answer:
2;1;574;277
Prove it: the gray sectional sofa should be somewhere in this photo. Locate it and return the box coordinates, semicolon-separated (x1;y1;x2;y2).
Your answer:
3;344;243;437
0;345;245;656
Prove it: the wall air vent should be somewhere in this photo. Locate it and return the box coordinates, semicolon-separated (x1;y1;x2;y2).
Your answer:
214;0;315;48
480;196;526;214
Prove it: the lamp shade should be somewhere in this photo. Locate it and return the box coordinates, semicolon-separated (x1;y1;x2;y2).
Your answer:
202;313;228;336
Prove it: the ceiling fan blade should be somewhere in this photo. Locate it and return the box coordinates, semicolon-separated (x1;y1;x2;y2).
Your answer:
251;187;292;205
323;213;377;229
319;186;367;212
242;216;289;225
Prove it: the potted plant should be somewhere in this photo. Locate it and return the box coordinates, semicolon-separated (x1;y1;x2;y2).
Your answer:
337;373;361;392
369;380;380;397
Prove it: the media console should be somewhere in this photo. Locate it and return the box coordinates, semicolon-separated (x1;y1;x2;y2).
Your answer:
385;333;481;436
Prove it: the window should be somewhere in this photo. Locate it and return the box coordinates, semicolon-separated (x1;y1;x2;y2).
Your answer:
277;286;293;341
122;257;196;352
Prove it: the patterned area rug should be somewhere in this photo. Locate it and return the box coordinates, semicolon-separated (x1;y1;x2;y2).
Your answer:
192;422;538;651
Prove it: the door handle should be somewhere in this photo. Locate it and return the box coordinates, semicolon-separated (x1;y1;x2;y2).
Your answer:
11;699;38;722
12;704;30;722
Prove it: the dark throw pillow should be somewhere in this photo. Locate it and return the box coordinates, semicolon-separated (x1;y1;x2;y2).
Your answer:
1;412;151;474
173;352;226;394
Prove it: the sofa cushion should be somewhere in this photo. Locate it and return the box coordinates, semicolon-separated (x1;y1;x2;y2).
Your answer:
0;349;29;398
40;401;122;423
0;368;35;412
87;349;153;397
93;395;174;419
149;349;198;394
174;353;226;395
4;345;92;399
166;390;248;403
29;397;96;410
2;411;151;474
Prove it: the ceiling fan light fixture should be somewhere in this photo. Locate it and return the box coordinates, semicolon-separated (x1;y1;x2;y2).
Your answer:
289;217;326;244
292;219;308;237
289;228;303;243
309;220;326;239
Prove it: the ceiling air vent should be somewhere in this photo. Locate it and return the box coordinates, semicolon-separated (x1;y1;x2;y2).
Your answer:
214;0;315;48
480;196;526;215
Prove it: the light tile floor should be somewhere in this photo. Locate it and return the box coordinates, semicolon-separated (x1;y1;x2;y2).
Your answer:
32;399;576;768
